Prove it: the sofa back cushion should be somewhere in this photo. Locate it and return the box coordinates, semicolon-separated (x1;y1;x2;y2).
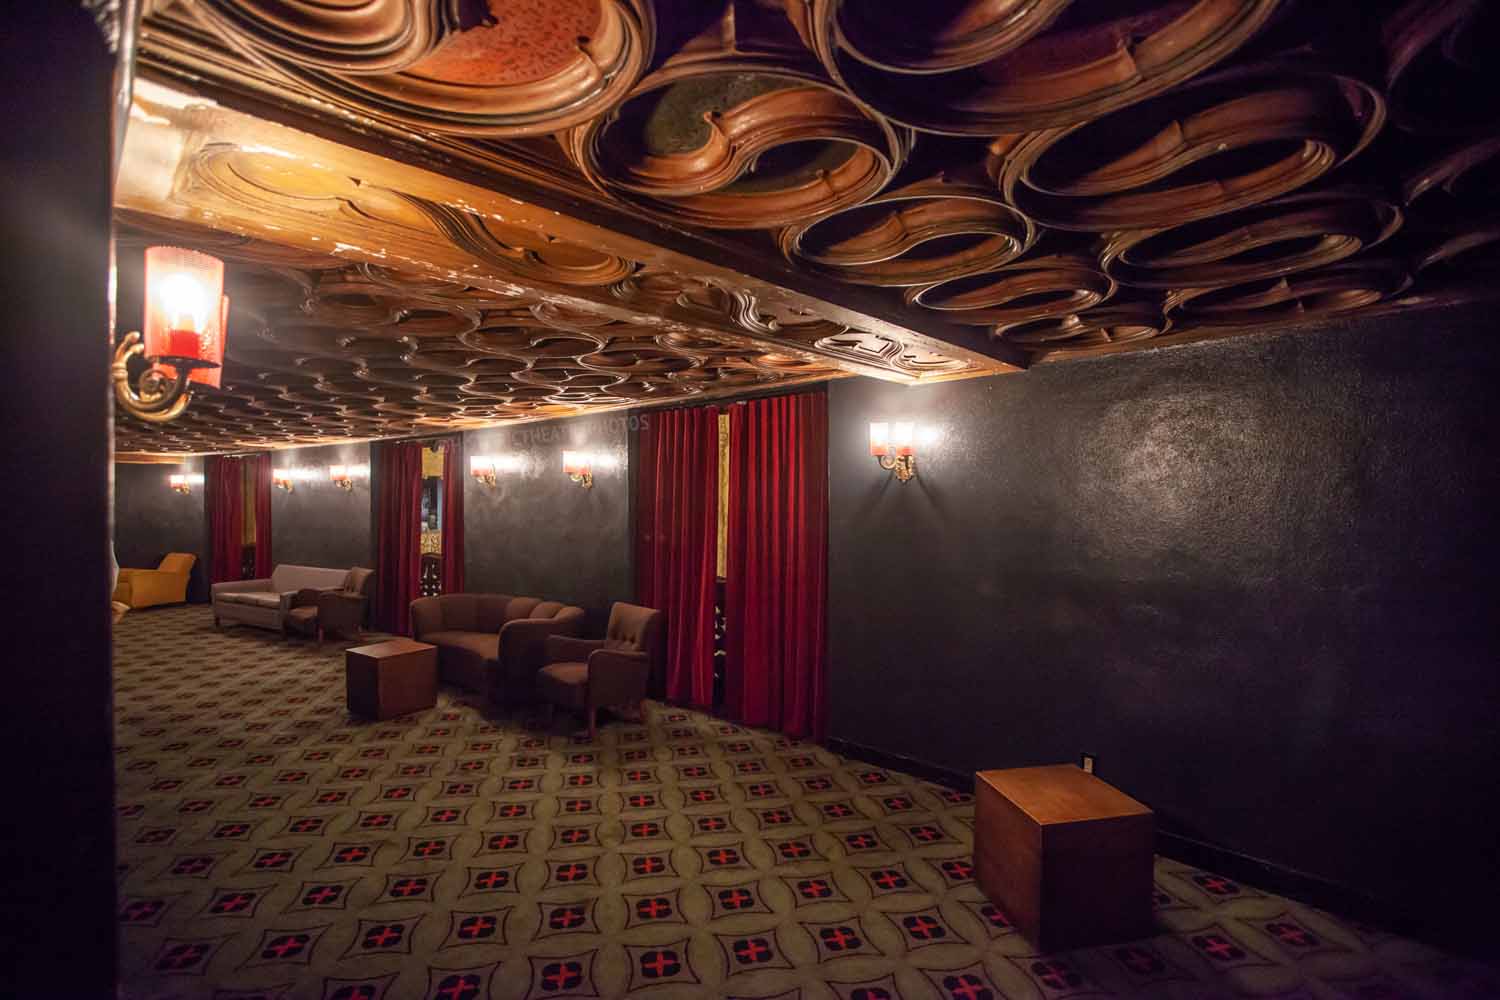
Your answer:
504;596;542;623
475;595;514;633
271;564;348;593
158;552;196;575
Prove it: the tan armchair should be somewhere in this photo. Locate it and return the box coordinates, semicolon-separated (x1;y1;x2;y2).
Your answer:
537;602;664;739
285;567;374;649
112;553;196;609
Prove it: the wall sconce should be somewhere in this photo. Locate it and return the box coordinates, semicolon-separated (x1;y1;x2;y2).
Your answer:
869;421;917;482
562;451;593;489
113;246;229;424
329;465;354;491
167;472;203;494
470;455;497;487
273;470;294;493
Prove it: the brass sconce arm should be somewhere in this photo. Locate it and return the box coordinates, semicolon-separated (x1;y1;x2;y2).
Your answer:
569;470;594;489
878;453;917;482
112;331;198;423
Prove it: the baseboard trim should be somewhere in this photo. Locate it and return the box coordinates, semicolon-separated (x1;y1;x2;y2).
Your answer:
820;736;1478;954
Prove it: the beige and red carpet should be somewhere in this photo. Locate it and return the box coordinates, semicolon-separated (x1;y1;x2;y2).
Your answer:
113;606;1493;999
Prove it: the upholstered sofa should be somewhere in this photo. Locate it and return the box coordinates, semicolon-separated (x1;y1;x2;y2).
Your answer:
112;552;196;609
410;593;585;703
212;564;355;633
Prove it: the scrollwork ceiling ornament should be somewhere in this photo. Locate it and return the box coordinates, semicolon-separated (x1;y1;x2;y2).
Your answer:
561;4;910;229
997;300;1170;360
110;1;1500;453
988;62;1386;233
778;172;1037;287
1382;0;1500;137
1163;258;1412;330
787;0;1282;135
1098;188;1404;291
190;0;656;136
904;254;1116;328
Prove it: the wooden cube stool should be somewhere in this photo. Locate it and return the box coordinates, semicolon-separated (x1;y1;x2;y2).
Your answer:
974;765;1154;951
345;639;438;720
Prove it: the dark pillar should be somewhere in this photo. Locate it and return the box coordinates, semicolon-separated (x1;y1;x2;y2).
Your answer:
0;5;116;994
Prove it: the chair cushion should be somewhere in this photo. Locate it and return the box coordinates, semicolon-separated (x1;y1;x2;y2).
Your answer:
285;606;317;622
219;591;281;609
537;662;589;709
423;631;500;663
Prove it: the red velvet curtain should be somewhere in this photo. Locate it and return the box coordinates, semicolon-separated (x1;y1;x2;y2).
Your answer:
725;391;829;739
206;455;244;584
440;437;465;596
637;406;719;708
252;453;274;579
376;441;424;634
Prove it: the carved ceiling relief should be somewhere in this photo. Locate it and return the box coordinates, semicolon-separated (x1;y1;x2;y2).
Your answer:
116;0;1500;449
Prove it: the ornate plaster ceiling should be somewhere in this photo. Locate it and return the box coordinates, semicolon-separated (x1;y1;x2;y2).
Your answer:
116;0;1500;454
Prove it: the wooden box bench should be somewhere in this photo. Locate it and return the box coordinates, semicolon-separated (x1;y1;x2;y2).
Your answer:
974;764;1154;951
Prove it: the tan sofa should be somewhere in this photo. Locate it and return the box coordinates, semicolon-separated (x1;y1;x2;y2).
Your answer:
411;593;585;703
212;564;353;633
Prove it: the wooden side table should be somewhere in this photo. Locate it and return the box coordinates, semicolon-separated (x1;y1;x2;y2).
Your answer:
346;639;438;720
974;765;1154;951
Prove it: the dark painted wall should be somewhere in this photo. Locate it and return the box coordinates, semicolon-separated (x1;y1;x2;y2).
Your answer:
0;5;115;991
827;305;1500;937
270;442;374;571
114;459;209;602
465;413;632;633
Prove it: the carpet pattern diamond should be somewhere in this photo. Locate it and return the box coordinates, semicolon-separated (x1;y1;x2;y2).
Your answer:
113;607;1494;998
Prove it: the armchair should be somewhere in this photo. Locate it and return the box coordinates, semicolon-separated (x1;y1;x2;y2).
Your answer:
111;553;196;609
537;602;664;739
285;567;374;649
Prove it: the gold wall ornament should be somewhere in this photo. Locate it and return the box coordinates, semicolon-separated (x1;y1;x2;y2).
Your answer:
868;421;918;482
113;331;196;423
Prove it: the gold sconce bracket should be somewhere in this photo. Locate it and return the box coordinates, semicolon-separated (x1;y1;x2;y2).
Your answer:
878;454;917;482
112;331;195;423
570;471;594;489
473;471;497;487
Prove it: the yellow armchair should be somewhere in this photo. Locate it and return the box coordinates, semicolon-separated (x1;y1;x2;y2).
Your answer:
112;553;196;608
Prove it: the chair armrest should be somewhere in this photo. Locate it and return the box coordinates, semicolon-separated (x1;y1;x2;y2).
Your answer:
546;634;605;663
317;591;367;630
292;587;337;609
587;648;651;708
212;577;271;599
502;617;581;666
410;596;443;638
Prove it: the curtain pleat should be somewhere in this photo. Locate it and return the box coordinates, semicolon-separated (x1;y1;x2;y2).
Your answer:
252;453;274;579
725;392;829;739
637;406;718;708
206;455;244;585
440;437;465;595
375;441;424;634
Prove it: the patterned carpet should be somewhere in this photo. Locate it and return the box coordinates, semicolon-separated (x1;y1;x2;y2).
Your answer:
113;606;1494;999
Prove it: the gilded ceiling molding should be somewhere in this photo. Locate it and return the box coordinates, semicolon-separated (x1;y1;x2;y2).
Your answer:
904;254;1115;327
988;63;1385;232
787;0;1281;135
777;172;1036;287
1163;259;1412;329
996;300;1169;360
1098;188;1403;291
1382;0;1499;136
1401;135;1500;209
562;5;910;229
190;0;656;137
